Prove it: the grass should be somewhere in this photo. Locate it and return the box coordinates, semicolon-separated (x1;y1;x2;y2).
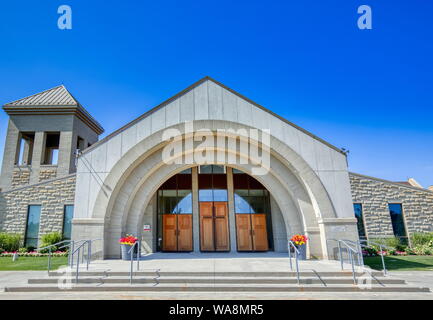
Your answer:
364;255;433;271
0;256;68;271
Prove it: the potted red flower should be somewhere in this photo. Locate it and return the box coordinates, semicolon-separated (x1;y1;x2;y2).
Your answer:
290;234;308;260
119;234;138;260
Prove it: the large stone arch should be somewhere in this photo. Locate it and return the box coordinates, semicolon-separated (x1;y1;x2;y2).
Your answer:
86;120;340;258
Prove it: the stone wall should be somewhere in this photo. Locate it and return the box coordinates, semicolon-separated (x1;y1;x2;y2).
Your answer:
0;174;76;247
349;173;433;238
11;169;30;188
39;168;57;182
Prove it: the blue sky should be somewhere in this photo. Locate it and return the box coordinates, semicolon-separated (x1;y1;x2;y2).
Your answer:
0;0;432;186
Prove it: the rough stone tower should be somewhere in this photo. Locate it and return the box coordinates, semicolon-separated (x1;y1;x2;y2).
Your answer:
0;85;104;191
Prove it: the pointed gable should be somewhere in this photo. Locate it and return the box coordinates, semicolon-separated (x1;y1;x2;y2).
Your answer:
3;85;104;135
4;85;78;107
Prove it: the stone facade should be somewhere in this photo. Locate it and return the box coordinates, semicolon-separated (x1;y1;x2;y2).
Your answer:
349;172;433;239
39;168;57;182
0;175;76;246
11;169;30;188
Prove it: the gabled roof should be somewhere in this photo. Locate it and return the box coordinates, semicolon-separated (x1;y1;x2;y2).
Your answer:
350;172;433;194
3;85;104;135
4;85;77;106
82;76;345;155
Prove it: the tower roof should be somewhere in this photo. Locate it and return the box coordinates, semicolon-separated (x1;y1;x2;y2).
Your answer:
3;85;104;135
4;85;78;106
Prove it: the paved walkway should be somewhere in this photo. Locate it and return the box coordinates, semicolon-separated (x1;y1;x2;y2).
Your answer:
71;252;345;273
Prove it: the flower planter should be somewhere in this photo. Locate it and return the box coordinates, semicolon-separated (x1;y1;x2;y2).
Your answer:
296;245;307;260
120;244;137;261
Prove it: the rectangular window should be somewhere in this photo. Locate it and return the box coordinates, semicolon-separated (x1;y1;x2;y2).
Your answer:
63;205;74;240
353;203;366;239
43;132;60;165
25;205;41;247
388;203;407;240
76;136;85;154
198;165;226;174
16;132;35;165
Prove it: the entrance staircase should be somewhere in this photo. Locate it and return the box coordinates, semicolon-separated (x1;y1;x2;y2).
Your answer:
4;270;430;293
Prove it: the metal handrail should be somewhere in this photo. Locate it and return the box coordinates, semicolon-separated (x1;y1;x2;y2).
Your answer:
37;240;73;274
327;239;360;284
287;240;300;285
128;240;141;284
70;238;102;283
71;240;89;283
360;239;392;275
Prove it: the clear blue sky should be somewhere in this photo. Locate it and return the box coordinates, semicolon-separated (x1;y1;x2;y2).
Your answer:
1;0;432;186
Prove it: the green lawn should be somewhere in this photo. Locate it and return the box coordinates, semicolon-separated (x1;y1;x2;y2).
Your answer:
0;256;68;271
364;255;433;271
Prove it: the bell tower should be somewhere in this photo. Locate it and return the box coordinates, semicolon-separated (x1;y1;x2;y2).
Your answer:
0;85;104;191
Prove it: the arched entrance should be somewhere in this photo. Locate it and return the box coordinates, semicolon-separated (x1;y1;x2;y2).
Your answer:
154;165;281;253
73;118;358;261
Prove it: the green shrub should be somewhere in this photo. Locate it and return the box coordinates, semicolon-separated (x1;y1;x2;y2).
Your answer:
40;232;63;252
0;233;22;252
411;232;433;247
0;248;4;254
363;247;378;256
369;237;407;252
413;244;433;255
18;247;28;254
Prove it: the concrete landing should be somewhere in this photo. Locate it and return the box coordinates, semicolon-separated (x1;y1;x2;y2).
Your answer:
69;252;348;273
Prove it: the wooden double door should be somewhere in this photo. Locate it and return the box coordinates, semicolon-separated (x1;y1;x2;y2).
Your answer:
199;202;230;251
236;214;269;251
162;214;193;251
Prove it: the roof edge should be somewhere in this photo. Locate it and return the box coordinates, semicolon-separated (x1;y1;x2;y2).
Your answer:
349;172;433;194
3;85;74;107
81;76;346;156
3;105;104;135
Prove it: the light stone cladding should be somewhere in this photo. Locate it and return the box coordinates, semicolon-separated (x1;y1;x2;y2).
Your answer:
38;167;57;182
349;172;433;239
0;175;75;246
72;77;358;259
11;169;31;188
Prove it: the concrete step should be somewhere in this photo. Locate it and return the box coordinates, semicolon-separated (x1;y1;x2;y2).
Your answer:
47;271;385;277
28;276;405;285
5;283;430;293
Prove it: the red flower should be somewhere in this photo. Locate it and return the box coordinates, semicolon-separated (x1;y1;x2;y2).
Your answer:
290;234;308;246
119;234;138;245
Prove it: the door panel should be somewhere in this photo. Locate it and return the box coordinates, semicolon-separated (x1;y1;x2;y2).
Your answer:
162;214;177;251
200;202;214;251
236;214;253;251
251;214;269;251
177;215;193;251
214;202;229;251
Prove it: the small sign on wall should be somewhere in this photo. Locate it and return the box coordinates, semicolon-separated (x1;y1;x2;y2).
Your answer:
143;224;151;231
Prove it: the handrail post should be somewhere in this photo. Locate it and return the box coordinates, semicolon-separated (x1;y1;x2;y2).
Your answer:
130;242;135;284
47;247;52;274
349;248;356;284
380;244;387;276
288;241;293;270
86;240;90;270
136;240;140;271
358;242;364;267
338;241;343;270
288;241;300;285
76;247;80;284
70;240;75;266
